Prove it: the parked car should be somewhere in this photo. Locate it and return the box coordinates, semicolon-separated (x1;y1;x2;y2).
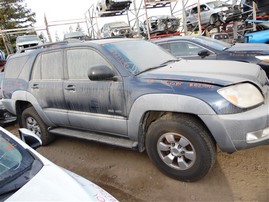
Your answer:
16;35;43;52
0;73;16;126
0;127;118;201
96;0;132;16
2;38;269;182
64;31;91;40
141;15;180;36
185;0;242;30
153;35;269;77
101;21;133;38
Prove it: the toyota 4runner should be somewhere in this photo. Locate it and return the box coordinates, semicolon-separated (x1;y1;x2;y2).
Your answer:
2;38;269;182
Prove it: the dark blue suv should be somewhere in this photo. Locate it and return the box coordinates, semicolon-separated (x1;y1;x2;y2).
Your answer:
2;38;269;182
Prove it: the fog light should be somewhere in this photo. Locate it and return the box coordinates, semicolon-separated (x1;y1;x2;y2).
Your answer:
246;127;269;143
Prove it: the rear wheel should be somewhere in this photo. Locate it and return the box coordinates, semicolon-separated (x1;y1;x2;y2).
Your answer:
146;114;216;182
21;106;54;145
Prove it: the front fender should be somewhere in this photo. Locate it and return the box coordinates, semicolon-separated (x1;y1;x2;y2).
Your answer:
127;94;215;140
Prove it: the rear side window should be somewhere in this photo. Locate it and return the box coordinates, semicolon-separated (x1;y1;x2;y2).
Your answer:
32;51;63;80
4;56;29;78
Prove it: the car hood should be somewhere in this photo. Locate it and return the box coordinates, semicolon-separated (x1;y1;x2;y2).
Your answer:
140;59;264;87
227;43;269;52
6;164;118;201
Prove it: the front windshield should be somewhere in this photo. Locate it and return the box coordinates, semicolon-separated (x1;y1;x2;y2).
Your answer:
194;36;232;51
0;130;34;188
103;40;176;75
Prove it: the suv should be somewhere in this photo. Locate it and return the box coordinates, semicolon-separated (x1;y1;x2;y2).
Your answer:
2;38;269;182
101;21;133;38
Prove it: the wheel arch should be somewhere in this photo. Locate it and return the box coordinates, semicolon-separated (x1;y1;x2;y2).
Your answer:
127;94;217;152
138;111;217;152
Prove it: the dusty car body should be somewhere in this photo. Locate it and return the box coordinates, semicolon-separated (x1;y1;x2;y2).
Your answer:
16;35;42;52
2;38;269;182
142;15;180;36
0;127;118;201
101;21;133;38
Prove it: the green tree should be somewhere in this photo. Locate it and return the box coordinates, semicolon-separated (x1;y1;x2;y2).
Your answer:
0;0;36;54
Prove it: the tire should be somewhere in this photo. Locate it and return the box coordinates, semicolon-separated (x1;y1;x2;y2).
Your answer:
146;114;216;182
21;106;54;145
209;14;219;25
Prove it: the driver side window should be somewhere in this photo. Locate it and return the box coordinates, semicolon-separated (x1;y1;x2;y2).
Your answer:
66;48;111;80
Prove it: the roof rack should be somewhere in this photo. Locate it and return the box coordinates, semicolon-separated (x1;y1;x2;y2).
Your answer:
17;39;82;53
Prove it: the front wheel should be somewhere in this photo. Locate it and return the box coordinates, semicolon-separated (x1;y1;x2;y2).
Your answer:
146;114;216;182
21;106;54;145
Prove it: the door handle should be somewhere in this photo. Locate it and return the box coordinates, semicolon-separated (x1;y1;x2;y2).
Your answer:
65;85;76;91
31;84;39;89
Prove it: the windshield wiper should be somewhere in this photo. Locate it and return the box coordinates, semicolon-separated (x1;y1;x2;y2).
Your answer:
135;59;179;76
160;59;180;66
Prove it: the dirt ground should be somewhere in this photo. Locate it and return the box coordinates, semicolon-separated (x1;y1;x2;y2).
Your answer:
5;123;269;202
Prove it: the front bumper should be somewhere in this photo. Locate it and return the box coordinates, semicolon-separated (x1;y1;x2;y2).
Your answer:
199;96;269;153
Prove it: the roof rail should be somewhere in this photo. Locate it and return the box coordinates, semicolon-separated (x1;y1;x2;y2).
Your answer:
16;39;81;53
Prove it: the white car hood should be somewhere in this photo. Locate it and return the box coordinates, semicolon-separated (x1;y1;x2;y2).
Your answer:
6;163;117;201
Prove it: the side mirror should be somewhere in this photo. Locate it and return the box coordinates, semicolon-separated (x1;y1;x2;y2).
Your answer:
19;128;42;150
198;50;211;58
88;64;116;81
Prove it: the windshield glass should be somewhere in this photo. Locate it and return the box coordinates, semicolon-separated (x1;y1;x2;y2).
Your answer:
194;36;232;51
103;40;176;75
0;130;34;188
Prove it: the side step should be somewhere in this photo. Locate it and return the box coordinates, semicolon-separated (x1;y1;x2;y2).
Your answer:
48;127;138;149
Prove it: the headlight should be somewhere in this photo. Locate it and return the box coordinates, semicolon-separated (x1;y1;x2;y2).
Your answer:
255;55;269;63
218;83;264;108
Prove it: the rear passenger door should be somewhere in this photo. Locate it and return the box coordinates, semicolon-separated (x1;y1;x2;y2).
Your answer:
63;47;127;136
30;50;68;125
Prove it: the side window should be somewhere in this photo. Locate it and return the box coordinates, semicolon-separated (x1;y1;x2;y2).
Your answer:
67;48;110;80
191;7;198;14
188;43;205;55
169;42;191;57
32;51;63;80
200;5;208;12
158;43;170;53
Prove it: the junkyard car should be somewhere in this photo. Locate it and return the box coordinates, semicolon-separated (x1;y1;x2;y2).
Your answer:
185;0;242;30
96;0;132;16
154;35;269;77
0;127;118;201
16;35;43;52
244;21;269;44
141;15;180;36
2;38;269;182
64;31;91;40
101;21;133;38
